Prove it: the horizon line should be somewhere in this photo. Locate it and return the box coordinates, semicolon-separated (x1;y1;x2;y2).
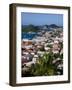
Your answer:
22;24;63;26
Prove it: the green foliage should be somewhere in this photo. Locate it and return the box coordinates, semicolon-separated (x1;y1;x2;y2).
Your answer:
22;52;63;76
53;53;60;59
46;44;52;48
60;53;63;59
30;52;57;76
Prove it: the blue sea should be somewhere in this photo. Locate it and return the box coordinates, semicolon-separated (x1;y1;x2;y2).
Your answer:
22;32;38;40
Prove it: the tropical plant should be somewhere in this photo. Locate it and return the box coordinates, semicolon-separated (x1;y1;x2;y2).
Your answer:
30;52;57;76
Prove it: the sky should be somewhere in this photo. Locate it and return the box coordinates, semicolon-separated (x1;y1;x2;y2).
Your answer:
21;12;63;26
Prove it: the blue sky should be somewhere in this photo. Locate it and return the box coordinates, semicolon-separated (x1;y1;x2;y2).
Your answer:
21;12;63;26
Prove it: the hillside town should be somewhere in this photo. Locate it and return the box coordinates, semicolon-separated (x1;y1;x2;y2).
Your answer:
21;25;63;77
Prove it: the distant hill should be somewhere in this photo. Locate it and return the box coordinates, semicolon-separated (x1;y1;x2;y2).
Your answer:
48;24;60;28
22;25;39;32
22;24;62;32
